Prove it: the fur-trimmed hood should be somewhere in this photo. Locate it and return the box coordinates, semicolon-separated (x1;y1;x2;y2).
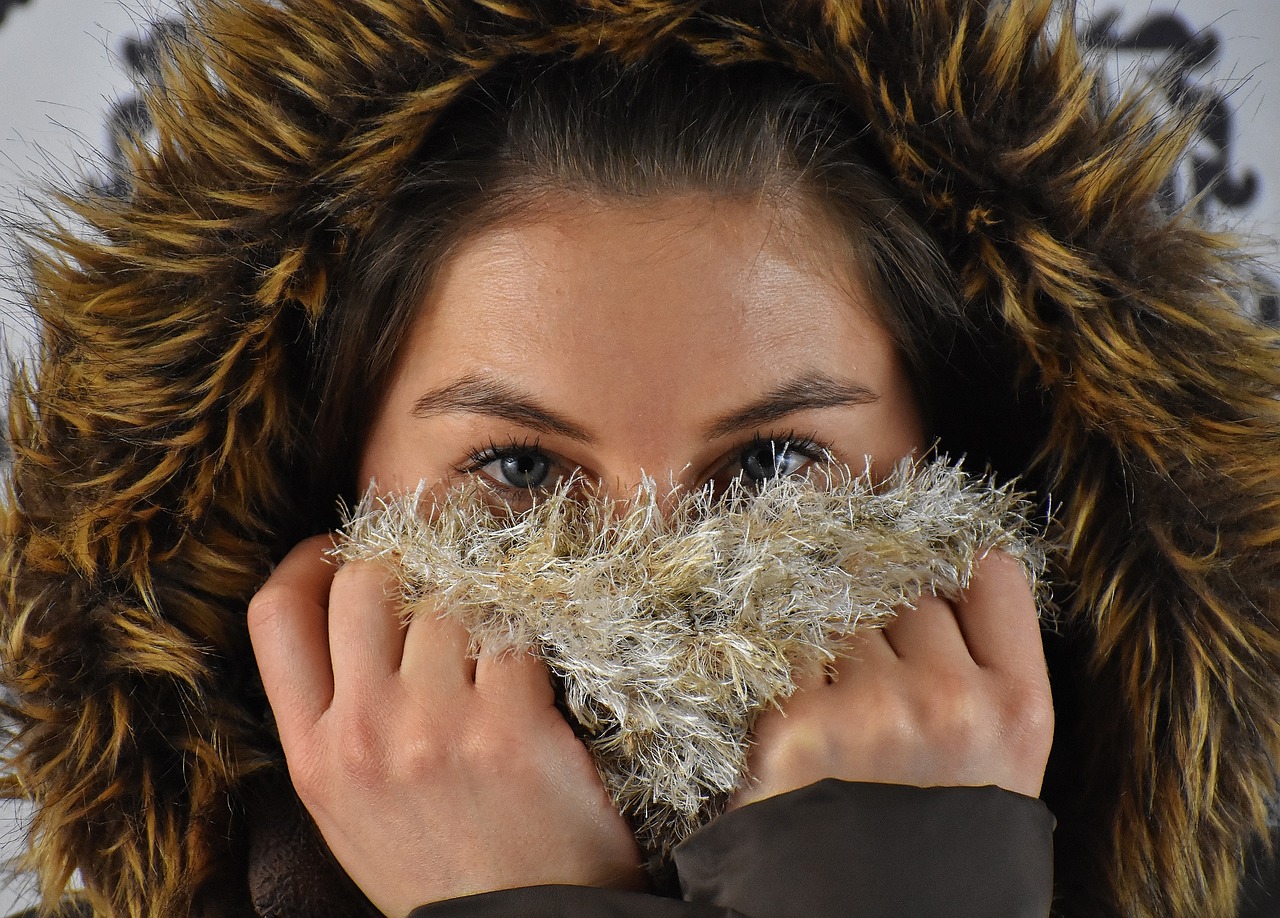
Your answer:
2;1;1278;916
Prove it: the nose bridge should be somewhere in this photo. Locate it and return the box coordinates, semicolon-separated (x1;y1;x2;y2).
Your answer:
586;400;702;517
599;464;694;521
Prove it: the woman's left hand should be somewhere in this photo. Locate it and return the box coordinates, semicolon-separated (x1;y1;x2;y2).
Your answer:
731;549;1053;807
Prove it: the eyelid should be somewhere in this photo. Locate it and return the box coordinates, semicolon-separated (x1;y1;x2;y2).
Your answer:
458;436;547;474
738;430;828;460
737;430;829;465
702;429;833;488
457;437;579;505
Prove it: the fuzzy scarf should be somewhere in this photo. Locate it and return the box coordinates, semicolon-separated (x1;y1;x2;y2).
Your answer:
335;460;1047;863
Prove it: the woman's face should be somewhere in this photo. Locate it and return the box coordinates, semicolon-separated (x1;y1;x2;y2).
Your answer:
359;192;926;506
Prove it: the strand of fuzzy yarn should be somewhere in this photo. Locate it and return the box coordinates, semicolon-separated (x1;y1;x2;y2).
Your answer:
334;458;1048;863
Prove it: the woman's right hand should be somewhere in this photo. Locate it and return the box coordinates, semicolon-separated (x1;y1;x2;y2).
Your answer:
731;550;1053;808
247;535;647;918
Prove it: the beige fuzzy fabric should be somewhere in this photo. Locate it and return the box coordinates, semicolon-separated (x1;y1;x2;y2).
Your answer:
335;460;1046;861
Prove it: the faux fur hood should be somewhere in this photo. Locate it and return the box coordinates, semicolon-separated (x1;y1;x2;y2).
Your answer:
2;1;1278;917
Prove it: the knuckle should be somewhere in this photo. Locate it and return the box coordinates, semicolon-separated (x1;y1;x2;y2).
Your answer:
331;714;391;785
333;557;394;593
919;669;978;719
765;721;834;774
466;717;527;772
387;697;469;778
246;587;290;630
869;691;916;740
839;680;913;745
1000;686;1056;751
912;674;990;747
396;730;453;777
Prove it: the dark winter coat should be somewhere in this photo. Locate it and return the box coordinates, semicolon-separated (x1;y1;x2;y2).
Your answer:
260;779;1057;917
3;1;1278;917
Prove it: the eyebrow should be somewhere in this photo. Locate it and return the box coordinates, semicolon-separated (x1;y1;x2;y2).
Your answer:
412;374;594;442
411;370;879;441
703;372;880;439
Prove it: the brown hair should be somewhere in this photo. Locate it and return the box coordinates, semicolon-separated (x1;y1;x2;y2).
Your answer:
300;52;964;531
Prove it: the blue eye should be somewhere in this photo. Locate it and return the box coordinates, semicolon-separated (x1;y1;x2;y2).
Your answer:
738;438;817;483
480;450;553;490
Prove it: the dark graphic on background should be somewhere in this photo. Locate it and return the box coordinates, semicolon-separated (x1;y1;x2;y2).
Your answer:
0;0;32;30
1084;9;1278;324
95;19;185;198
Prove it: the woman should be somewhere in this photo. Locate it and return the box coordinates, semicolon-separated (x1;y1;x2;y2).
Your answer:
2;1;1277;916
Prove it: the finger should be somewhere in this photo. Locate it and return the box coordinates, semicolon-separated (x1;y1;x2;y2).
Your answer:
841;621;899;664
327;559;407;688
952;550;1043;676
398;599;477;692
879;592;972;664
824;624;897;685
475;648;555;708
247;534;339;734
789;654;835;690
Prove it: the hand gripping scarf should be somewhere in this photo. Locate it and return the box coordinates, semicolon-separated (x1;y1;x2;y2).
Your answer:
335;459;1048;865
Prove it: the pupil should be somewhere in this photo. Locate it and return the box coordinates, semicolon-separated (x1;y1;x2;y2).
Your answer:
500;454;549;489
743;443;789;481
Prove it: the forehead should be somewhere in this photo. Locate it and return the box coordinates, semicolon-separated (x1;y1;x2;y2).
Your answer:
403;192;893;386
361;191;926;488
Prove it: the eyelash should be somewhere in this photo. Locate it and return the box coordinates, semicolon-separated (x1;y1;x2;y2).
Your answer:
738;429;830;467
457;429;833;499
459;435;546;473
457;436;560;503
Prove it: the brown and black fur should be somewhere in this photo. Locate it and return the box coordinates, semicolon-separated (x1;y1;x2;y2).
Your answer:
2;1;1278;916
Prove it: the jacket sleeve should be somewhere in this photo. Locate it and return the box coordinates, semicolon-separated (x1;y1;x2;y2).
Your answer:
675;780;1055;918
407;780;1055;918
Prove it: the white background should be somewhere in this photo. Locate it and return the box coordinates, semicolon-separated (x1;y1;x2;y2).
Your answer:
0;0;1277;913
